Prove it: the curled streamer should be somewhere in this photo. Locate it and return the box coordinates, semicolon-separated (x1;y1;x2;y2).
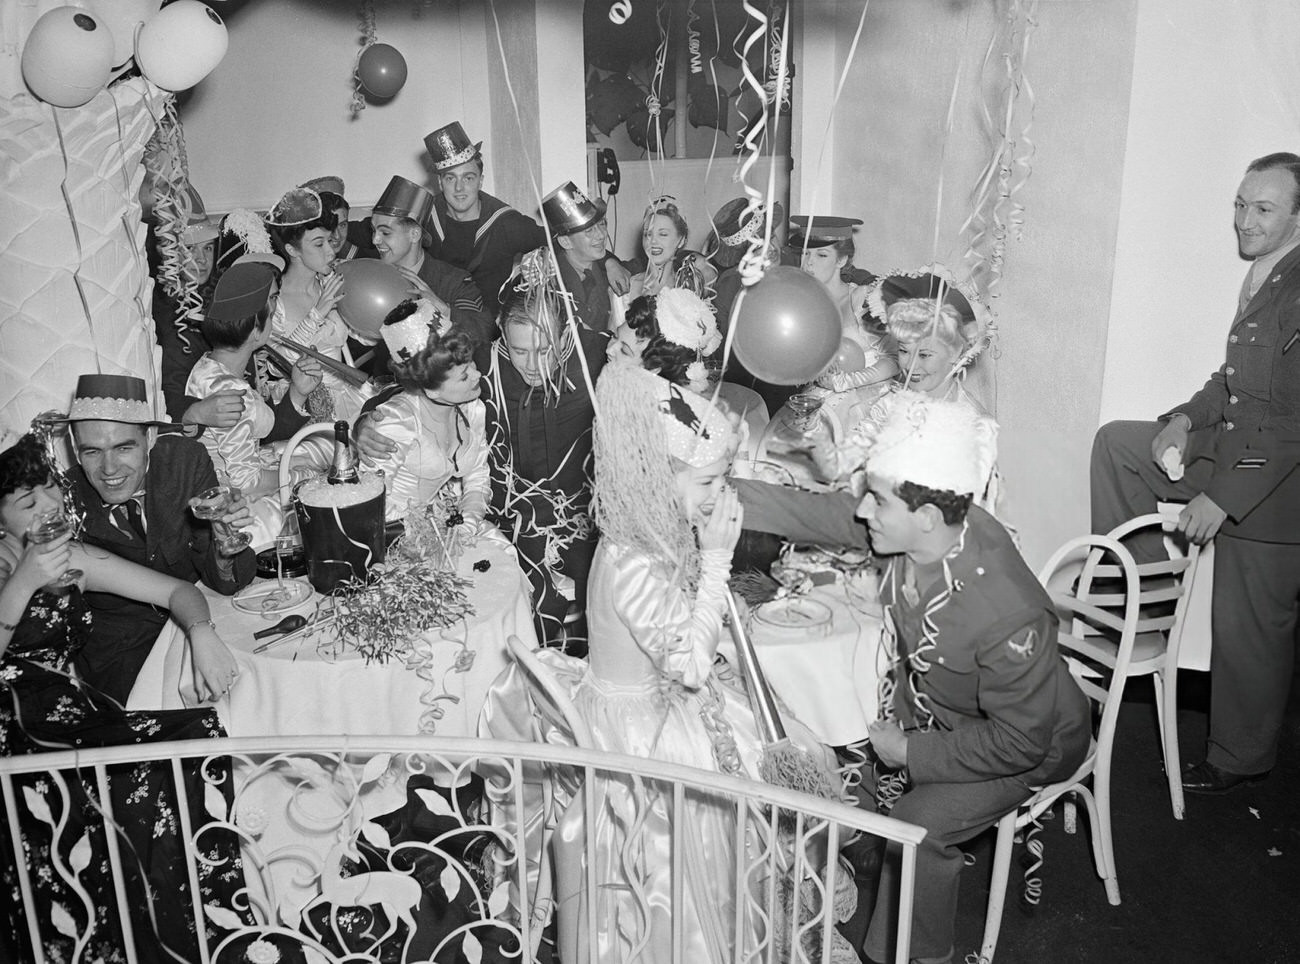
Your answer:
143;97;203;352
1020;814;1044;910
349;0;378;117
608;0;632;25
958;0;1039;304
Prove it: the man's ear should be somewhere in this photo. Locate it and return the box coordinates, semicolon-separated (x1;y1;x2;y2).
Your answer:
915;502;943;533
555;234;574;252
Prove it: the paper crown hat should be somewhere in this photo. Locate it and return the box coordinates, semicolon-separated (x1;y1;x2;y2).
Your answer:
867;390;997;497
788;215;862;249
424;121;482;172
62;374;175;427
865;262;994;375
381;299;446;362
373;175;436;225
265;187;323;229
207;259;280;322
541;181;607;236
299;175;346;197
653;376;736;469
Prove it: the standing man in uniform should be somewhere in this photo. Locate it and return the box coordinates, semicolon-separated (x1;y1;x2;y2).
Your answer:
1091;151;1300;795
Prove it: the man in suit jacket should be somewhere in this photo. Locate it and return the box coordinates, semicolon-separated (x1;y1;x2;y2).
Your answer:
1091;151;1300;795
64;374;257;702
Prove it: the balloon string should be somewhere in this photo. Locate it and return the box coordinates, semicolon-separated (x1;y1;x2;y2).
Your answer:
797;0;871;270
485;0;600;421
52;107;102;375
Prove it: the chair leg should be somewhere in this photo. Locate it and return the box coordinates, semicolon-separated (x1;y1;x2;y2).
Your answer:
1092;760;1121;906
1153;669;1185;820
979;811;1018;964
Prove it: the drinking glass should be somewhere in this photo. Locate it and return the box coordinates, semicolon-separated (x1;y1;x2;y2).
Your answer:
189;485;253;555
27;508;83;593
786;393;824;434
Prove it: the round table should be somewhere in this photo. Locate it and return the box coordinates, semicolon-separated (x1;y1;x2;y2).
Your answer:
127;531;538;737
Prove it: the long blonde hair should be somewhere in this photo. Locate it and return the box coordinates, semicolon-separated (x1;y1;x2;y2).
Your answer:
592;366;699;589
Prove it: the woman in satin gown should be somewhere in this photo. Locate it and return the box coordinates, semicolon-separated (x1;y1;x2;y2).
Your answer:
0;431;243;963
483;365;843;962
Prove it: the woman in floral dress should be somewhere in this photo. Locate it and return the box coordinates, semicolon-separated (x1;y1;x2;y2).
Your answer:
0;431;242;964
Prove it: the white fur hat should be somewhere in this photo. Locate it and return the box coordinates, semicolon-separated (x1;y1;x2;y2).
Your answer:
867;390;997;496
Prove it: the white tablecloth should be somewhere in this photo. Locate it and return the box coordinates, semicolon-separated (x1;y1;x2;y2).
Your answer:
127;532;538;737
722;580;885;747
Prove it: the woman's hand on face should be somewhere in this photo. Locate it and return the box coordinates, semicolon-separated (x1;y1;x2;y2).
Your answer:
13;531;72;595
313;270;345;316
697;484;743;554
190;629;239;703
290;355;323;398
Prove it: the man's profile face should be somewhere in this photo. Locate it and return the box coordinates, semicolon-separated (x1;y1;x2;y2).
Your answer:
327;205;350;255
73;420;150;506
856;472;919;557
439;160;482;217
1235;168;1300;260
502;311;560;387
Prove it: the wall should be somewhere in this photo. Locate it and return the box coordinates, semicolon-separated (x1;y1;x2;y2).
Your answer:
811;0;1139;568
1101;0;1300;423
183;0;492;213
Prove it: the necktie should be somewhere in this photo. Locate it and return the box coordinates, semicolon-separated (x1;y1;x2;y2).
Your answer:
116;499;146;544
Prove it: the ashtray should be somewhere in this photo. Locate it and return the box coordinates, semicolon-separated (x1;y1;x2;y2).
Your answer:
256;545;307;579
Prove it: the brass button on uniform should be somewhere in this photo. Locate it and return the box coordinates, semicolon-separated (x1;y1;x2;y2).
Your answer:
1229;395;1238;404
1226;366;1235;375
1225;421;1235;430
1230;335;1239;343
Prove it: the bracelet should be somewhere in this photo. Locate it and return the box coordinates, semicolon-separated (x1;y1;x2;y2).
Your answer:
185;618;217;635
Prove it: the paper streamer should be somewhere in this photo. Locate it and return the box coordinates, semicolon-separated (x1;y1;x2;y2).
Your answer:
350;0;378;117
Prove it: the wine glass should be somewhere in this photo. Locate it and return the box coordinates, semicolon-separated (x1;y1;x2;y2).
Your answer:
189;485;252;556
27;508;83;594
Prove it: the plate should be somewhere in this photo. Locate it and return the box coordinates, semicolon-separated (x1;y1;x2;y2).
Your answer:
753;596;833;636
232;579;315;616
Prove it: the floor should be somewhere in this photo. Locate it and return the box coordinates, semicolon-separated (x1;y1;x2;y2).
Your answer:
944;669;1300;964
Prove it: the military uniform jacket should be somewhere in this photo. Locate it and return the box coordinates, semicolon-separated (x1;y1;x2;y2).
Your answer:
427;191;547;317
1164;244;1300;542
884;507;1091;786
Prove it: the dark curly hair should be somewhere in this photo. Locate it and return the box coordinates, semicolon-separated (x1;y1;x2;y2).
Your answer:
0;434;53;502
640;336;696;387
384;300;475;391
268;207;340;258
896;480;972;526
625;294;658;338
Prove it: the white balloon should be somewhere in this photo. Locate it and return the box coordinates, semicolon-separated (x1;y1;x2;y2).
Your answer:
85;0;163;69
135;0;228;92
20;6;116;108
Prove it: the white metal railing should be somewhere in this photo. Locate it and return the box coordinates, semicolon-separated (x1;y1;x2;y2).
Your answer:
1;735;923;963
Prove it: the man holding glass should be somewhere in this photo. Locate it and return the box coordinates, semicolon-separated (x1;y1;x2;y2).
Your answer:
64;374;256;702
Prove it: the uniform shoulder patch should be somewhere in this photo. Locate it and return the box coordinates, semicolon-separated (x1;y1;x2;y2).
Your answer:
1006;628;1037;661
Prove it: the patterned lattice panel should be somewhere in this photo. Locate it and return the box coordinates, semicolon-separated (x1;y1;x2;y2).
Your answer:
0;75;164;436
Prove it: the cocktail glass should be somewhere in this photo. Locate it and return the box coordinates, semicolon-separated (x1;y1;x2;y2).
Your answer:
786;393;824;434
190;485;252;556
27;508;84;594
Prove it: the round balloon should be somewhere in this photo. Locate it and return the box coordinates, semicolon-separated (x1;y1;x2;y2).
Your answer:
336;260;410;338
832;337;867;373
20;7;116;108
86;0;163;68
357;43;408;99
733;266;841;386
135;0;228;92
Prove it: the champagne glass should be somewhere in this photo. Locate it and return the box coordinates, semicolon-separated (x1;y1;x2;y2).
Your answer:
786;392;824;435
189;485;252;555
27;508;83;594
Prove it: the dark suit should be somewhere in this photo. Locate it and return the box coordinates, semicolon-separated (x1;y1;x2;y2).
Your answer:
1091;242;1300;774
71;434;256;702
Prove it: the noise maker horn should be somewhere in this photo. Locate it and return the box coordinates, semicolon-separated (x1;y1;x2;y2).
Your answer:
725;590;786;744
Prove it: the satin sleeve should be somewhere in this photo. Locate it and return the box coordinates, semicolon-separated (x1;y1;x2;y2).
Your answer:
457;401;492;523
368;393;420;515
610;546;732;690
185;360;268;494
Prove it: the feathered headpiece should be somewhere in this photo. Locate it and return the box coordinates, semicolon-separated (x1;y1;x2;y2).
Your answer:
866;262;995;379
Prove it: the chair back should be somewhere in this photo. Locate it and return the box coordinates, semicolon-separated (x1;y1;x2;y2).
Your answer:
1080;511;1202;667
1037;534;1142;752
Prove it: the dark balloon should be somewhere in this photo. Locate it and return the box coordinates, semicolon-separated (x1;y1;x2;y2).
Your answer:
733;266;841;385
357;43;407;99
336;260;409;338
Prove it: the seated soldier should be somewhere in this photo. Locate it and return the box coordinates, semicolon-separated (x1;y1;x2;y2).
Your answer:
852;391;1090;964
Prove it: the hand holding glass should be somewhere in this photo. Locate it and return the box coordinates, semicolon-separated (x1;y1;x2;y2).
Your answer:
190;485;252;555
27;509;83;593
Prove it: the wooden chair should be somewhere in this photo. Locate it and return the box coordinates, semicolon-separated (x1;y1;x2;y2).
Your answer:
979;534;1141;963
1084;510;1203;819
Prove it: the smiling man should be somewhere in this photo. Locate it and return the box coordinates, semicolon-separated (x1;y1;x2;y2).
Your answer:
1091;151;1300;797
422;122;549;317
542;180;626;333
65;374;256;701
854;392;1089;964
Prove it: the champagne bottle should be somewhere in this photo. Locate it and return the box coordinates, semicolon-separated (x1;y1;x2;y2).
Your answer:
327;420;360;485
